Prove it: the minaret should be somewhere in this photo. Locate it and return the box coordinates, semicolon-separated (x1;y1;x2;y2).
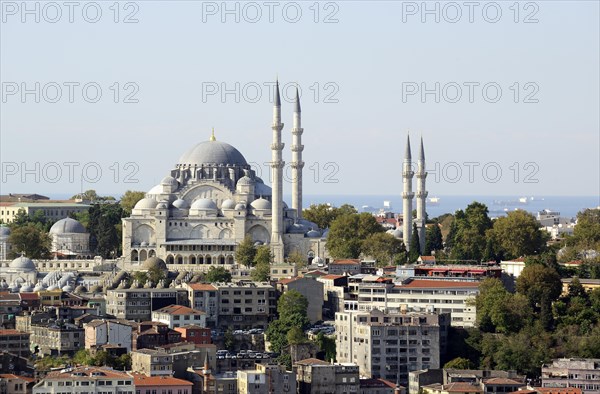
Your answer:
416;136;428;254
291;87;304;219
402;134;414;251
270;80;285;262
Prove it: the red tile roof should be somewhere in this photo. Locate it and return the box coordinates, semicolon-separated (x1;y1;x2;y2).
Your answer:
279;278;299;285
484;378;525;385
331;259;360;265
188;283;217;291
296;358;330;366
0;329;28;336
320;274;345;280
18;293;40;300
426;382;483;393
153;305;205;315
0;374;35;383
132;374;193;387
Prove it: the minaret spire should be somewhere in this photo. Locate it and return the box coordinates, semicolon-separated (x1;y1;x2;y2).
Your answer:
270;79;285;262
291;86;304;219
402;133;414;252
210;127;216;141
416;136;428;254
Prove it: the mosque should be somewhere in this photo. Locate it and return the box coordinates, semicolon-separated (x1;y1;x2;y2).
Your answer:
122;82;326;270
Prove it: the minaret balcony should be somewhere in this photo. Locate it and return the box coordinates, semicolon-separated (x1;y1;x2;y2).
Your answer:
291;145;304;152
291;128;304;135
416;191;429;198
290;162;305;169
402;170;415;178
402;192;415;199
271;143;285;150
416;172;428;178
270;161;285;169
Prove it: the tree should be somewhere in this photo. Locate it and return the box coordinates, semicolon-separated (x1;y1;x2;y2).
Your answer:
287;249;307;269
314;331;336;362
204;266;232;283
476;278;532;334
71;189;116;202
235;236;257;267
361;232;405;266
266;290;310;356
147;265;167;284
425;224;444;255
327;212;384;259
73;349;93;365
408;222;421;262
447;203;493;262
569;208;600;250
224;328;236;351
251;245;272;281
517;264;562;329
303;203;357;230
8;223;51;259
489;210;547;259
444;357;474;369
287;326;307;345
119;190;145;216
87;203;124;258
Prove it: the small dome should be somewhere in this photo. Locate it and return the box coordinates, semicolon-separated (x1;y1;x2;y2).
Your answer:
143;257;168;271
140;241;149;247
172;199;190;209
390;228;403;239
74;285;87;294
191;198;218;210
62;284;74;292
47;284;59;291
306;229;321;238
0;226;10;236
33;282;45;292
234;202;247;211
161;176;179;187
20;282;34;293
251;198;271;210
156;201;169;209
237;176;254;187
49;218;86;234
147;184;162;195
0;280;8;290
135;197;158;209
221;199;236;210
9;256;36;272
288;223;309;234
89;284;103;293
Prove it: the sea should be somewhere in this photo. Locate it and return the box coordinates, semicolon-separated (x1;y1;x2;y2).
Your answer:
45;193;599;220
299;195;600;219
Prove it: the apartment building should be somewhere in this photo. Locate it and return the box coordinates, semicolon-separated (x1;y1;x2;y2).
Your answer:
542;358;600;394
0;329;30;358
295;358;360;394
345;279;479;327
105;288;189;322
32;366;134;394
131;349;173;376
184;283;218;327
28;321;84;357
409;369;526;394
329;260;362;276
151;304;206;328
336;309;449;384
277;277;324;324
132;374;193;394
0;374;35;394
214;282;277;330
237;363;296;394
84;319;134;352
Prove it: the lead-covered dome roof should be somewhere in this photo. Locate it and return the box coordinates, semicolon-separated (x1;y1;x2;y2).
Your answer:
178;140;247;167
49;217;86;234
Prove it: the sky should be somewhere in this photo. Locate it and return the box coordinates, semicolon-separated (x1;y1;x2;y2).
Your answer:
1;1;599;199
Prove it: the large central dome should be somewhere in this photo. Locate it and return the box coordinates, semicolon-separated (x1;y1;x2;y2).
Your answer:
178;140;248;167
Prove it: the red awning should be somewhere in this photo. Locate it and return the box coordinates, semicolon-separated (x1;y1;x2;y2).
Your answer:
431;269;448;273
469;270;486;274
449;270;467;273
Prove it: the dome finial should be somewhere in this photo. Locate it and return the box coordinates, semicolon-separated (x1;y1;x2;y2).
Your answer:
210;127;216;141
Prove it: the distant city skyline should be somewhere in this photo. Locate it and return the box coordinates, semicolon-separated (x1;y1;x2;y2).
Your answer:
1;1;598;197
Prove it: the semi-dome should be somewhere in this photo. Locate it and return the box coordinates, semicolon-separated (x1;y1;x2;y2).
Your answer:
9;256;36;272
0;226;10;236
135;197;158;209
161;176;179;187
143;257;168;271
221;199;236;210
49;217;86;234
251;198;271;210
288;222;309;234
234;202;247;211
191;198;218;210
306;229;322;238
172;199;190;209
178;140;248;167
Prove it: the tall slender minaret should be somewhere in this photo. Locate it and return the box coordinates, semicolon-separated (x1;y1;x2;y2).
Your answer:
270;80;285;262
402;134;414;251
416;137;428;254
291;87;304;219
